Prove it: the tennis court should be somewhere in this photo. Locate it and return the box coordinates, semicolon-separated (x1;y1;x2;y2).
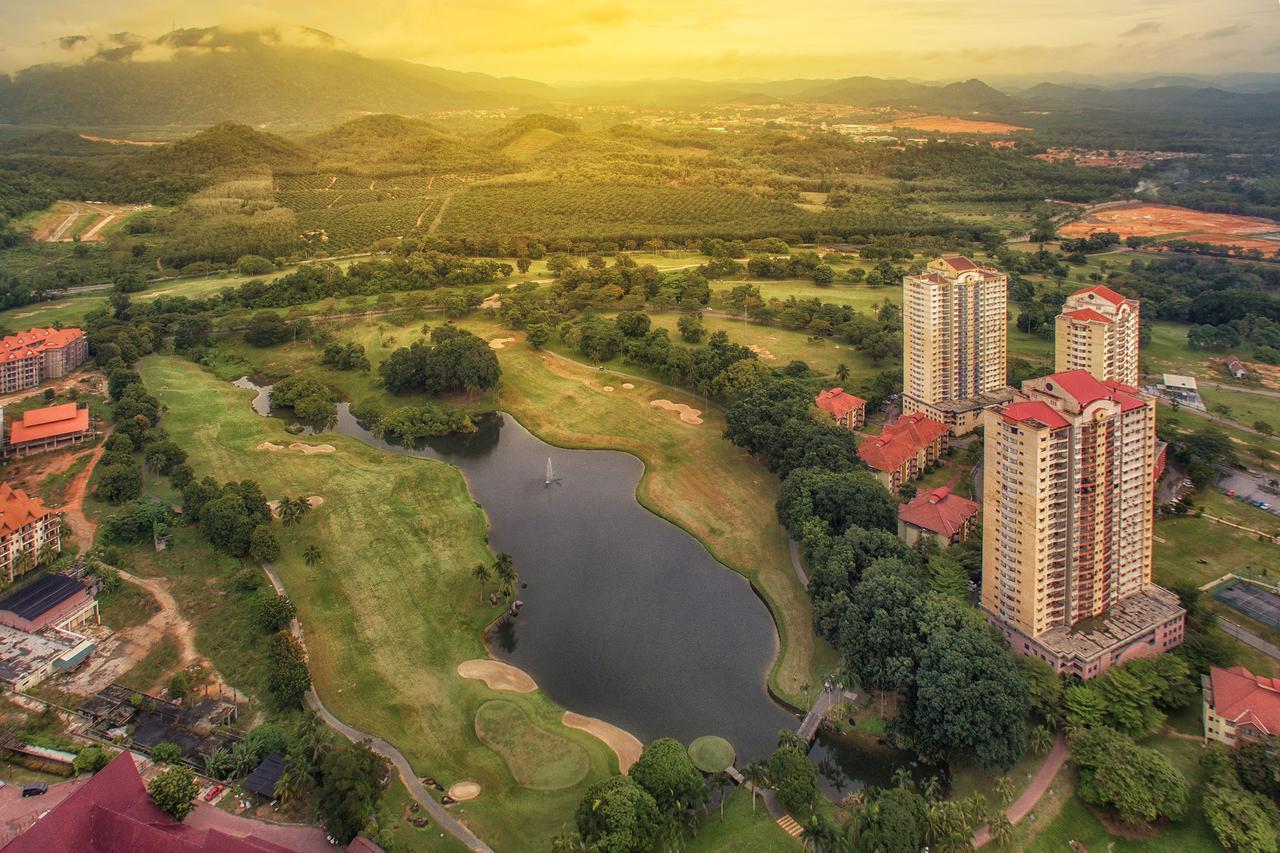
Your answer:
1214;579;1280;630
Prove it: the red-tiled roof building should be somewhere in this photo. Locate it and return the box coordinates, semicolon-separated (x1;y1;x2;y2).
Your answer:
857;412;949;491
1204;665;1280;747
4;403;94;458
1;750;293;853
814;387;867;430
897;486;979;548
1225;355;1246;379
0;483;62;583
0;328;87;395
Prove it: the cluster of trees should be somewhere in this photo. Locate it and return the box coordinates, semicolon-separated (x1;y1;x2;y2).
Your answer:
568;737;708;851
95;370;189;505
270;375;337;423
1201;746;1280;853
725;377;1029;771
378;325;500;396
320;341;370;372
365;402;473;444
181;477;280;563
715;287;903;367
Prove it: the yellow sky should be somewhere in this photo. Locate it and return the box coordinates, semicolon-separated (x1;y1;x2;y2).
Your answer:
1;0;1276;80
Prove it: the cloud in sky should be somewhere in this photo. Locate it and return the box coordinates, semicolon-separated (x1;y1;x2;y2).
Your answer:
0;0;1273;79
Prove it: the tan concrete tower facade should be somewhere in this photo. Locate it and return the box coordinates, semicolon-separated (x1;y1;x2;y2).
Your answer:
1054;285;1140;387
902;256;1008;432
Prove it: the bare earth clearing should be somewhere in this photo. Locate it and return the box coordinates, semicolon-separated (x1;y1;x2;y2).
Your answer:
1061;202;1280;251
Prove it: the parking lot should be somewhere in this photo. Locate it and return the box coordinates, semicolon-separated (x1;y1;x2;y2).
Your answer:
1216;467;1280;516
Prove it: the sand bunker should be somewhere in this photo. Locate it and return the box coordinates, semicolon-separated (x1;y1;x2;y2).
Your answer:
489;338;516;350
457;659;538;693
562;712;643;774
289;443;334;454
602;386;614;392
621;383;634;389
747;344;776;360
257;442;284;452
447;781;481;801
480;294;502;310
650;399;703;425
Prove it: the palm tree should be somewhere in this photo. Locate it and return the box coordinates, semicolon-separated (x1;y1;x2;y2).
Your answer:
711;771;731;819
472;562;492;602
801;813;836;853
493;553;516;599
1029;724;1054;755
921;774;943;802
274;753;309;803
989;812;1014;848
303;545;322;567
742;761;767;816
292;496;313;525
835;363;850;384
230;739;257;776
993;776;1016;809
891;767;914;790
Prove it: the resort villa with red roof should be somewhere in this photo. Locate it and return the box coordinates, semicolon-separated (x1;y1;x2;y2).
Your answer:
3;402;94;458
1055;285;1140;386
981;370;1184;679
898;486;979;549
857;412;949;491
0;328;87;395
814;387;866;430
1203;666;1280;747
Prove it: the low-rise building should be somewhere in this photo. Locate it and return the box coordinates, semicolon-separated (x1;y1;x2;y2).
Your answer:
898;486;979;548
991;584;1185;680
3;402;94;458
0;574;99;633
1155;373;1203;408
1225;356;1246;380
0;624;94;691
1203;665;1280;747
905;386;1017;436
857;412;949;491
814;387;867;430
0;483;62;583
0;328;87;395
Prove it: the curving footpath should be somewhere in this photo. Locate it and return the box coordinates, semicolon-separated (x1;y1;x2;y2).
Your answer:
971;734;1069;848
259;560;493;853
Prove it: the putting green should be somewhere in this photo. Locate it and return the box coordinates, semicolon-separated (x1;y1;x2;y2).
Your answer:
474;700;590;790
688;735;736;773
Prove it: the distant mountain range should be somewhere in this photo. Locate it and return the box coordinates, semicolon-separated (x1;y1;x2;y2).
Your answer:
0;26;1276;129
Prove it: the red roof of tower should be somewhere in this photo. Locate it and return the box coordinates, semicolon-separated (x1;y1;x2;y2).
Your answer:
0;483;57;538
999;400;1071;430
1071;284;1128;306
897;487;979;537
1062;308;1110;323
941;256;977;271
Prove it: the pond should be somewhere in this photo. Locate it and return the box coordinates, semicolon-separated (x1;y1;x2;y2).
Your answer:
234;378;913;794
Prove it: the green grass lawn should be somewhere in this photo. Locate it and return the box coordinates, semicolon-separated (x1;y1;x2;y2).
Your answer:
117;634;181;692
1199;386;1280;432
97;577;159;631
686;788;795;852
136;356;618;849
712;280;901;312
1153;505;1278;591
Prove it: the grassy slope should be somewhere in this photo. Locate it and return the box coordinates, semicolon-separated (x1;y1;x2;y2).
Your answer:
137;356;616;849
686;789;795;852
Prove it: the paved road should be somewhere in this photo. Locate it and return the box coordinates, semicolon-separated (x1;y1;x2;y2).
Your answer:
788;539;808;587
1200;380;1280;400
259;561;493;852
972;734;1069;848
1219;619;1280;660
186;802;332;852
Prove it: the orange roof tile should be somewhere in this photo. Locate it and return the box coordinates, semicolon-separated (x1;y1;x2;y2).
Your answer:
0;327;84;357
9;404;89;445
1071;285;1129;306
0;482;57;537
